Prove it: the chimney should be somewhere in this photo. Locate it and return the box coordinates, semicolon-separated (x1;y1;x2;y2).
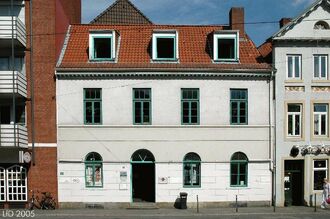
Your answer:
279;18;291;28
230;7;244;35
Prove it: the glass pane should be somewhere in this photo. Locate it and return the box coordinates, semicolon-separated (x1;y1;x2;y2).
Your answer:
157;37;175;59
191;102;198;117
288;115;293;135
314;104;327;112
85;102;93;123
239;174;246;186
288;104;300;112
231;174;238;186
218;38;235;59
288;56;293;78
294;56;300;78
94;165;102;186
314;170;326;190
94;37;112;59
184;164;191;185
94;102;101;123
134;90;139;99
314;160;327;168
143;102;150;123
192;90;198;99
239;163;246;175
314;114;319;135
321;114;326;135
295;114;300;136
314;56;319;78
240;102;246;123
0;57;9;70
182;90;188;99
85;166;94;187
321;56;326;78
135;102;141;124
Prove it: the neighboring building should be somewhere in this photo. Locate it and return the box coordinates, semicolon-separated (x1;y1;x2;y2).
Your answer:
271;0;330;207
56;7;274;208
90;0;152;25
0;0;80;209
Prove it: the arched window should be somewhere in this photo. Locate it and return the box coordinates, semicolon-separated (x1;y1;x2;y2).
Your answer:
230;152;248;187
183;153;201;187
6;165;27;201
314;21;329;30
85;152;103;187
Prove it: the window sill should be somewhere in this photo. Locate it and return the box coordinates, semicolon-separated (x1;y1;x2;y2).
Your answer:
227;186;249;189
89;58;115;63
285;136;304;142
311;135;330;141
183;185;201;188
151;59;179;63
213;59;239;63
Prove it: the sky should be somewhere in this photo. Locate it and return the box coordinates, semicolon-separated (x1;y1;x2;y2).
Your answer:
82;0;316;46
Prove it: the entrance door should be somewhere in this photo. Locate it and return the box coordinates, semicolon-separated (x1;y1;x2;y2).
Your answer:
284;160;304;206
131;149;155;203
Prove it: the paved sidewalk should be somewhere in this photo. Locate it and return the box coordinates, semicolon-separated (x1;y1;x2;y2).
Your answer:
2;206;328;219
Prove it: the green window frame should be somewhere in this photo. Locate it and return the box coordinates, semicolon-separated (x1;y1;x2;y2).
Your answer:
213;33;239;62
133;88;151;125
84;88;102;125
230;152;248;187
85;152;103;188
183;153;201;188
230;89;248;125
181;88;199;125
89;33;115;61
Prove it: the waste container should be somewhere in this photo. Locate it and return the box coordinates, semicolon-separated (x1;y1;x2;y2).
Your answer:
179;192;188;209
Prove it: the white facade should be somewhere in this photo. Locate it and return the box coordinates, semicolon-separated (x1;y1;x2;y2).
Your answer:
56;75;273;207
273;0;330;207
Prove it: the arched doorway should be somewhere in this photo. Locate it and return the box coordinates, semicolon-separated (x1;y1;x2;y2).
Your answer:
131;149;155;203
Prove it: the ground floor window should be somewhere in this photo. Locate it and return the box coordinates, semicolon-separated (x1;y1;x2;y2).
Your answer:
183;153;201;187
85;152;103;188
230;152;248;187
313;159;328;190
0;165;27;202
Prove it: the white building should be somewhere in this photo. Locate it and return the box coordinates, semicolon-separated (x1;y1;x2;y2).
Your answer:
272;0;330;207
55;8;274;208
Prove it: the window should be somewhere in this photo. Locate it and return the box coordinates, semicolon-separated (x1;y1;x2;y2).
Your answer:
181;88;199;125
314;55;328;79
89;32;115;61
230;89;248;125
313;103;328;136
230;152;248;187
0;57;24;71
84;88;102;124
287;55;301;79
183;153;201;187
0;167;5;202
314;21;330;30
152;32;178;60
313;160;328;190
6;165;27;201
287;104;302;137
85;152;103;188
133;88;151;125
213;32;239;61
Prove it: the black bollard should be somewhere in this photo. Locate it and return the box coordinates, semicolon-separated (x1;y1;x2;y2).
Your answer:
197;195;199;213
314;193;316;212
236;195;238;212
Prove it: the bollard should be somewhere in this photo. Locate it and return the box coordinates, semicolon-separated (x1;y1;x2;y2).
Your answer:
314;193;316;212
235;195;238;212
197;195;199;213
273;196;276;212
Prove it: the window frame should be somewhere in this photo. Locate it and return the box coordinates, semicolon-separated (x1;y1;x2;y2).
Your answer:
6;165;27;202
313;159;328;191
230;89;248;125
0;167;6;202
133;88;152;125
313;103;328;137
89;32;116;61
287;55;302;79
85;152;103;188
287;104;302;137
213;31;239;62
83;88;102;125
152;32;178;61
313;55;328;80
181;88;200;125
183;153;201;188
230;152;248;187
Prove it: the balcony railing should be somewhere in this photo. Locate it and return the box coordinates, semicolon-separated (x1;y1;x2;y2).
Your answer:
0;16;26;47
0;70;27;97
0;124;28;148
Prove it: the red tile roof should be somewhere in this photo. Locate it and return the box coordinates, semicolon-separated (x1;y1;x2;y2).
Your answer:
58;24;271;71
258;41;272;64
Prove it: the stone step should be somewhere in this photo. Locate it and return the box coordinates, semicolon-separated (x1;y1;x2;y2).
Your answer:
127;202;159;209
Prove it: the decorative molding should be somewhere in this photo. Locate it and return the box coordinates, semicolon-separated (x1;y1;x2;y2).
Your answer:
28;143;57;148
312;86;330;92
285;86;305;92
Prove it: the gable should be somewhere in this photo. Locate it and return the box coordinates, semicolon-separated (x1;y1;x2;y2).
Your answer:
273;0;330;40
90;0;152;24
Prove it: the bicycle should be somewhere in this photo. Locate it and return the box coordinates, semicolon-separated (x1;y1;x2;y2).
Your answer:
28;190;56;210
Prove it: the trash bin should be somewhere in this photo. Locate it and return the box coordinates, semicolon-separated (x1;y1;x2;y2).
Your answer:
180;192;188;209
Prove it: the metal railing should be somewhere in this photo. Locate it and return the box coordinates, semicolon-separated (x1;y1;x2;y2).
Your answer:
0;16;26;46
0;70;27;97
0;124;28;147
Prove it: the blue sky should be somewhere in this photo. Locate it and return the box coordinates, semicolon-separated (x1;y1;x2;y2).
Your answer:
82;0;315;46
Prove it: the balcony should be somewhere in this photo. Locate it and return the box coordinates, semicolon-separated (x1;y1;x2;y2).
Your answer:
0;70;27;97
0;16;26;48
0;124;27;148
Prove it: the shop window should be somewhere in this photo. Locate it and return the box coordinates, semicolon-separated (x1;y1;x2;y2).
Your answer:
313;160;328;190
85;152;103;188
183;153;201;187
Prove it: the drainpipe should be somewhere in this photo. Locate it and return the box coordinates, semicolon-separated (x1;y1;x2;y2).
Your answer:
271;68;277;210
11;0;16;148
29;0;35;165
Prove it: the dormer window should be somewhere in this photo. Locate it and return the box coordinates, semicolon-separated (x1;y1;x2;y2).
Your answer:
152;31;178;61
89;31;116;61
213;31;239;62
314;21;329;30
